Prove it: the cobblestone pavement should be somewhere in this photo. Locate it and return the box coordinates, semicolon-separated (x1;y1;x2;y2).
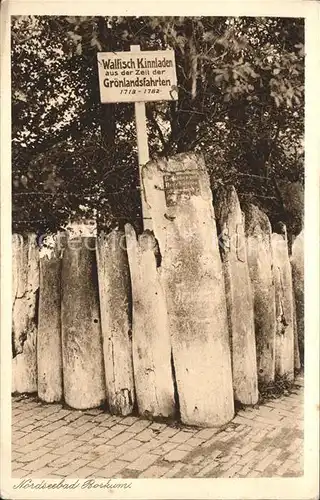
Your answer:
11;376;303;479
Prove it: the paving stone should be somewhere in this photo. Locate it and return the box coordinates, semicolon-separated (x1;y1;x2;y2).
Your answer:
48;434;75;448
111;440;141;459
138;465;169;478
237;449;260;466
277;458;298;475
11;376;304;479
251;429;270;443
23;424;42;433
196;461;220;477
72;466;99;478
149;422;167;431
113;468;140;479
232;415;266;428
17;437;54;454
120;416;139;426
126;420;151;433
118;446;146;463
15;445;55;463
255;451;279;472
219;455;240;471
164;449;189;462
23;453;60;471
42;420;64;434
201;436;220;448
12;451;23;461
190;455;205;465
196;428;219;440
49;451;83;468
84;408;104;416
108;415;125;424
152;441;179;455
157;427;180;439
68;422;97;435
255;415;282;425
50;440;80;455
176;443;194;452
91;414;111;423
185;436;204;447
77;427;106;441
170;431;192;443
237;441;257;456
237;410;255;420
107;424;128;434
288;438;303;453
30;466;58;478
77;442;98;453
53;459;89;477
108;432;133;446
62;413;82;423
11;468;29;478
98;429;119;441
84;452;118;470
14;419;35;429
95;459;128;477
163;462;185;477
45;412;69;423
129;453;159;471
221;464;242;478
135;428;156;442
44;426;69;440
16;431;47;447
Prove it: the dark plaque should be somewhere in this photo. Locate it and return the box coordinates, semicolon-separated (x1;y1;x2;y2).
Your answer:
163;172;201;207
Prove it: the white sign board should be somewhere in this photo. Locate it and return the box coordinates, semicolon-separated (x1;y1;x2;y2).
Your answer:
97;50;178;103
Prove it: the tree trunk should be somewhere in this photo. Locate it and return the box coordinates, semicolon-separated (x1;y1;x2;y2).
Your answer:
172;22;200;153
97;16;116;148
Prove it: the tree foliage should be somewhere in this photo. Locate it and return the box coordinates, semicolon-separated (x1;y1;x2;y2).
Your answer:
11;15;304;236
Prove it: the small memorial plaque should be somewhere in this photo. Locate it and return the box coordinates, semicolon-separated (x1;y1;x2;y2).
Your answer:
163;172;201;207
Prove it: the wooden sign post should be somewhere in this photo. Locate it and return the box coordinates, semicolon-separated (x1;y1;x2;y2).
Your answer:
97;46;178;230
131;45;152;230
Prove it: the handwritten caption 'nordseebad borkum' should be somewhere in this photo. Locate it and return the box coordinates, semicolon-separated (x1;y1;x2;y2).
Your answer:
97;50;178;103
13;478;132;491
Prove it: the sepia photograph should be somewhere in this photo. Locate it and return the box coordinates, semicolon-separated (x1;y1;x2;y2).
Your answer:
1;2;319;499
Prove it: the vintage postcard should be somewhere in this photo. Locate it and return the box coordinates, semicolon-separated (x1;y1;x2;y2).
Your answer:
1;0;319;499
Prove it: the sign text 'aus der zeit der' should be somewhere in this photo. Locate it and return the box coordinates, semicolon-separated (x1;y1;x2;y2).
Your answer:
97;50;178;103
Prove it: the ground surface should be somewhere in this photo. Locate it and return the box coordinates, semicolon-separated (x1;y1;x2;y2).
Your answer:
11;375;303;479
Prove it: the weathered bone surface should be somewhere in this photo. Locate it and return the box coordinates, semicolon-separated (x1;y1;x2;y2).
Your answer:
125;224;175;419
37;235;62;402
96;229;135;416
12;233;39;393
215;187;258;405
244;204;276;385
291;230;304;366
271;226;294;380
141;152;234;427
61;233;106;409
292;295;301;371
